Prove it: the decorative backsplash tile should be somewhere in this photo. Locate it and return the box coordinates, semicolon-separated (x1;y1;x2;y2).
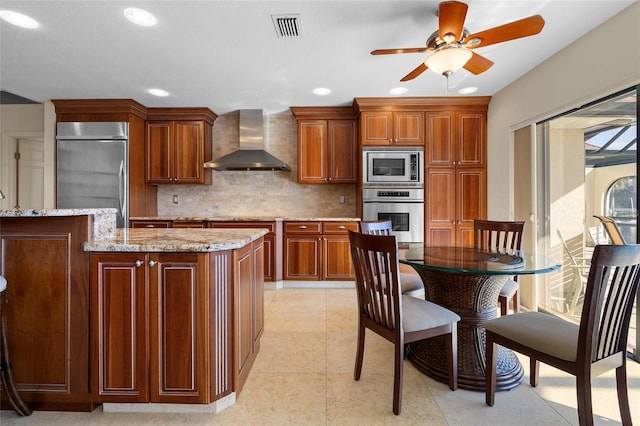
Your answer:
158;111;357;217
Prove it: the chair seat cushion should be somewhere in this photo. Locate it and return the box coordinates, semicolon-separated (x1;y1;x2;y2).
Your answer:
484;312;579;362
499;279;519;298
402;295;460;333
400;272;425;297
0;275;6;293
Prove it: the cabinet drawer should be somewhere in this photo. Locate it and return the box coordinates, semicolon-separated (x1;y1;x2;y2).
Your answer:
284;221;322;234
208;221;276;233
130;220;172;228
172;220;206;228
323;222;358;234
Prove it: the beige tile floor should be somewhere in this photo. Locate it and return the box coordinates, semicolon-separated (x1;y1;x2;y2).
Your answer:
2;288;639;425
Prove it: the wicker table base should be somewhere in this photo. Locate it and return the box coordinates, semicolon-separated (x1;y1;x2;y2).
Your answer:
407;268;524;392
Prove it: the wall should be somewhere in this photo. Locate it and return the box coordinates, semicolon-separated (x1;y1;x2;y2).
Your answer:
487;1;640;220
157;111;357;217
0;103;53;209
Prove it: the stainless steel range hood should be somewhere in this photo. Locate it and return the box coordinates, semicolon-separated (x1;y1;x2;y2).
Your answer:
204;109;291;171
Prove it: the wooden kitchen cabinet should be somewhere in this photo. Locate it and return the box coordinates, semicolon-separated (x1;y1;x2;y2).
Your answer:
296;120;357;183
291;106;358;184
283;221;357;280
360;110;424;146
322;222;357;280
233;239;264;393
425;111;486;168
208;221;282;282
145;108;216;185
91;252;210;404
425;167;486;246
0;216;94;411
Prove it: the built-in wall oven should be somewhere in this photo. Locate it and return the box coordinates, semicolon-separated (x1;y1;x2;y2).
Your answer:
362;147;424;187
362;188;424;244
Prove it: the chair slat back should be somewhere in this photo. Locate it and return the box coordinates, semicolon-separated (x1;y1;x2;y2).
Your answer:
349;230;401;333
359;220;393;236
580;244;640;362
474;220;526;252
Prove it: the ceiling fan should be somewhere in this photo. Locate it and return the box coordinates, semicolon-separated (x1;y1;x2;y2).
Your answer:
371;0;545;82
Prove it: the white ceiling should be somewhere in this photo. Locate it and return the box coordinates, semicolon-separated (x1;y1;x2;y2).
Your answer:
0;1;635;115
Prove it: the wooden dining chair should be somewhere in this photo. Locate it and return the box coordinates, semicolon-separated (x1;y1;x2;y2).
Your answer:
485;244;640;426
593;215;627;244
473;220;526;315
359;220;424;297
348;230;459;415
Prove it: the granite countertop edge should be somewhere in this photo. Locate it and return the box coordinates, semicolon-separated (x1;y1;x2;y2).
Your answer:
83;228;269;252
130;216;361;222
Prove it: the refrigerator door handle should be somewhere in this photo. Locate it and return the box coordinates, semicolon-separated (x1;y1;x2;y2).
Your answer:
118;160;126;223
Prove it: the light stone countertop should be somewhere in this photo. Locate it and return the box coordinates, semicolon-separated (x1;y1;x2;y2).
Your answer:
1;208;117;241
83;228;268;252
130;216;360;222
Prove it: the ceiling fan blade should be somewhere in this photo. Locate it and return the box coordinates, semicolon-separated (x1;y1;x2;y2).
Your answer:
463;52;494;75
400;63;428;82
464;15;545;49
371;47;432;55
439;1;468;42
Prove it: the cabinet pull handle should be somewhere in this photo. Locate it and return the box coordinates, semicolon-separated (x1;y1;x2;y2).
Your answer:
146;224;154;228
299;225;307;229
337;225;346;229
135;260;143;267
149;260;157;267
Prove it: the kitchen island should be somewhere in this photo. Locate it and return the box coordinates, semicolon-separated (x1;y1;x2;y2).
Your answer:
0;209;266;413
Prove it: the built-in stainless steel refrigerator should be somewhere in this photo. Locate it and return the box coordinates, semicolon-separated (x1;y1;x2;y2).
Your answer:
56;122;129;227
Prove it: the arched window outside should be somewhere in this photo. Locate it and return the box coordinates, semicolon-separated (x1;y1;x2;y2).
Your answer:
605;176;637;243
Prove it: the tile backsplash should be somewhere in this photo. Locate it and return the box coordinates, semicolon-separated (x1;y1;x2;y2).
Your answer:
157;111;357;217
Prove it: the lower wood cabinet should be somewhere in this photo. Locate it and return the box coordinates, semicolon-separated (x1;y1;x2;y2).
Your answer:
0;216;94;411
91;241;264;404
283;221;357;280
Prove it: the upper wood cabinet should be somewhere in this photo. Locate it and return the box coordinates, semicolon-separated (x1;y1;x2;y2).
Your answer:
360;111;424;146
426;111;486;167
145;108;216;185
291;106;358;184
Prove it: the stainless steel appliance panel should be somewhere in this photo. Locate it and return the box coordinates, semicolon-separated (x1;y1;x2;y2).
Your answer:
363;147;424;187
56;122;129;227
362;188;424;244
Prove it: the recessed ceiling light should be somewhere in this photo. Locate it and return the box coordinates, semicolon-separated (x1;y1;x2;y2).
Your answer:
149;88;169;97
0;10;39;29
313;87;331;96
389;87;408;95
458;86;478;95
123;8;157;27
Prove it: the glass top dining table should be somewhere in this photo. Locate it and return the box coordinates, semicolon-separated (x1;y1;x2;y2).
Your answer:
398;245;561;392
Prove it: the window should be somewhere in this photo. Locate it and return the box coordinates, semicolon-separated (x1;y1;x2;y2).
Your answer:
605;176;637;243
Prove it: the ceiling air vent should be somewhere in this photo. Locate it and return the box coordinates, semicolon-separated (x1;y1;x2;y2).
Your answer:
271;14;302;38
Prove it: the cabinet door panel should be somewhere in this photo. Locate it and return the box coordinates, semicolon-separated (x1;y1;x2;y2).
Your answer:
458;113;486;167
150;254;207;403
284;235;321;280
323;235;354;280
174;121;204;183
394;111;424;145
426;112;454;166
426;169;455;245
146;122;173;183
234;244;254;393
298;121;327;183
361;112;392;145
92;253;148;402
457;168;486;246
252;241;265;351
328;120;356;182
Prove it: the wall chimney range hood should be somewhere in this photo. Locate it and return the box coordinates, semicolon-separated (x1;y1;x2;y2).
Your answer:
204;109;291;171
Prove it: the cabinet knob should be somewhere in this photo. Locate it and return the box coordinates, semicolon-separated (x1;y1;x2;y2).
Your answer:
135;260;143;267
149;260;157;267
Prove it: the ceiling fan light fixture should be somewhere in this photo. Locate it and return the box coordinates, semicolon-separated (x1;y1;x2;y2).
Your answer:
425;46;472;76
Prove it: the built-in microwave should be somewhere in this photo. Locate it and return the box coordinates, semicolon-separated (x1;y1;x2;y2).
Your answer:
363;147;424;187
